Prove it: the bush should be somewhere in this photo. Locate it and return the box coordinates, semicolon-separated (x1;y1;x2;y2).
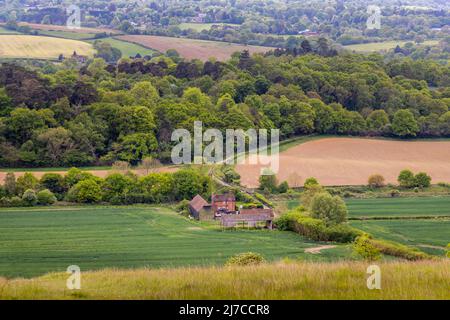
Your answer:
37;189;57;205
64;168;95;188
353;235;381;261
40;173;66;197
276;211;362;243
225;252;265;266
258;174;278;193
278;181;289;194
67;179;102;203
368;238;430;261
390;189;400;198
222;166;241;184
254;193;274;207
304;177;319;189
22;189;37;206
398;169;415;188
414;172;431;188
176;199;190;217
310;193;348;226
10;196;23;207
101;173;136;202
16;173;39;195
368;174;385;188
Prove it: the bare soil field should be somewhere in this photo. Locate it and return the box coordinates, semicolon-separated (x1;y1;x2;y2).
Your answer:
116;35;272;61
236;137;450;187
0;167;178;182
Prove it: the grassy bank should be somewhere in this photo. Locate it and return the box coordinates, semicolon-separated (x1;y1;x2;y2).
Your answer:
0;260;448;299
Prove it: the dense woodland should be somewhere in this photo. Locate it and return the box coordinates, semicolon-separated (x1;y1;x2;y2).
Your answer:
0;45;449;168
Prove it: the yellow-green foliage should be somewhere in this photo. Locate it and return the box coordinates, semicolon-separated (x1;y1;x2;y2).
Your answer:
225;252;266;266
0;261;448;300
368;238;431;261
353;235;382;261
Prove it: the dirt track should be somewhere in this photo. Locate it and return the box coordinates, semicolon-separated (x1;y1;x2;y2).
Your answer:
236;138;450;187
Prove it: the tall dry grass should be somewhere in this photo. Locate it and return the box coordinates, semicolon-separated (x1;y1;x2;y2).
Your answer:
0;260;448;300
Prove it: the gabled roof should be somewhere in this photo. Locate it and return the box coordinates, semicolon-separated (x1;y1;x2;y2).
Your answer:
189;195;210;213
240;209;274;217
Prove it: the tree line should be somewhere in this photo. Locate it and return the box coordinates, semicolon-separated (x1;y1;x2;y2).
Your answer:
0;47;449;168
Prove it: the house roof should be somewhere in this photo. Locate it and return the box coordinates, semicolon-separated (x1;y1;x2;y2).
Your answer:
239;209;274;217
189;195;210;213
221;212;273;222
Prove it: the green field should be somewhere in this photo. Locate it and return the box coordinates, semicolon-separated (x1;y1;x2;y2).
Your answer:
344;40;440;52
0;206;351;278
37;30;96;40
277;196;450;218
346;197;450;218
88;37;155;58
351;219;449;254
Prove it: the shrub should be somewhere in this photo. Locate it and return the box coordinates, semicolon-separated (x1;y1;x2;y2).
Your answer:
22;189;37;206
64;168;95;188
102;173;136;202
222;166;241;184
254;193;274;207
176;199;190;217
276;211;362;243
368;238;430;261
16;173;39;195
390;189;400;198
310;193;348;226
4;172;16;196
278;181;289;194
414;172;431;188
10;196;23;207
258;174;278;193
37;189;57;205
368;174;385;188
353;235;381;261
67;179;102;203
225;252;265;266
398;169;415;188
304;177;319;189
40;173;66;197
173;169;210;200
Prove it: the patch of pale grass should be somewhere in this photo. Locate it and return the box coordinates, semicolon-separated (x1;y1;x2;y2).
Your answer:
0;260;448;300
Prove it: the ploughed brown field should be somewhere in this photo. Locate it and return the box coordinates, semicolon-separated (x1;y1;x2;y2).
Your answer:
236;138;450;187
115;35;272;61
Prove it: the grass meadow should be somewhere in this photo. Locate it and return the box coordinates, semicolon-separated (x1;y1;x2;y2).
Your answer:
0;261;448;299
0;206;351;278
88;37;155;57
